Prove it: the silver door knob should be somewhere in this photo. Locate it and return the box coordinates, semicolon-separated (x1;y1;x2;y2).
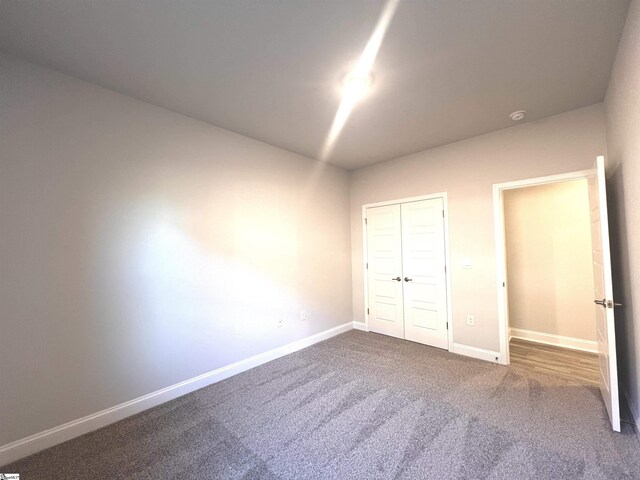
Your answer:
404;277;413;282
392;277;401;281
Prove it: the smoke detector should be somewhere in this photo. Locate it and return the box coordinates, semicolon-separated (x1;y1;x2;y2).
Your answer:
509;110;527;121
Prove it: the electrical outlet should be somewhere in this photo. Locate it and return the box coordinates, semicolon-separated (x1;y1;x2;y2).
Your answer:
277;317;284;328
466;315;475;326
300;310;306;321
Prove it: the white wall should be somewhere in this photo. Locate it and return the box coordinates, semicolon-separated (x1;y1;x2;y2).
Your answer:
605;0;640;425
351;104;608;353
0;53;352;446
504;180;596;341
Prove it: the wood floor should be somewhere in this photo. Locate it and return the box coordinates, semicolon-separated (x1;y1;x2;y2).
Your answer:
509;338;600;386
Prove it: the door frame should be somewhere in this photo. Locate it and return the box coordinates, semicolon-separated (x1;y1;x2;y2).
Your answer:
493;168;594;364
362;192;453;352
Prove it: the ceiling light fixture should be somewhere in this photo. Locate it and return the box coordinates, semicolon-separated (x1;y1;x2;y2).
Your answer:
342;72;374;102
319;0;401;161
509;110;527;121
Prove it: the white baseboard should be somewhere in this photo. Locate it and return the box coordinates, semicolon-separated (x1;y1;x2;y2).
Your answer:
510;327;597;353
0;322;354;467
452;343;503;364
353;321;369;332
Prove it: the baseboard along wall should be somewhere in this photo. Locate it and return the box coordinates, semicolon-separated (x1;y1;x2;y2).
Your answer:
0;322;354;467
452;343;504;364
353;321;369;332
2;320;512;466
509;327;597;353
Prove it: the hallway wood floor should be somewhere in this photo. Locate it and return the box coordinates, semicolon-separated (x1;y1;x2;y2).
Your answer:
509;338;600;386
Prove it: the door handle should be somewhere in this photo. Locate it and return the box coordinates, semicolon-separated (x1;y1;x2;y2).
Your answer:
594;299;624;308
392;277;401;282
404;277;413;282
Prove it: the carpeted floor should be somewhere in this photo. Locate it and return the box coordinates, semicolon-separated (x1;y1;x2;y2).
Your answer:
3;330;640;479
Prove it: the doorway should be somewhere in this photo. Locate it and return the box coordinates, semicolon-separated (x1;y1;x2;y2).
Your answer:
363;194;452;350
493;156;620;431
504;179;599;383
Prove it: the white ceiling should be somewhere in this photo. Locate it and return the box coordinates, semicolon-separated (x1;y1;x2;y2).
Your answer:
0;0;630;169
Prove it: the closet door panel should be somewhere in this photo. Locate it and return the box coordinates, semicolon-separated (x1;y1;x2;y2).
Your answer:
366;204;404;339
401;199;448;349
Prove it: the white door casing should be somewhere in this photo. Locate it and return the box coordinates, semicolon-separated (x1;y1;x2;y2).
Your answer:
401;199;449;349
589;155;620;432
366;204;405;339
495;168;598;367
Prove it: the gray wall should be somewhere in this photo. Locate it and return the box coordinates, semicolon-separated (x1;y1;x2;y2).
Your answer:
605;0;640;424
0;54;352;445
350;104;608;352
504;180;596;341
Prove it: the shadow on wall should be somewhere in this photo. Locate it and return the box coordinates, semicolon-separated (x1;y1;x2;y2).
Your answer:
607;163;637;418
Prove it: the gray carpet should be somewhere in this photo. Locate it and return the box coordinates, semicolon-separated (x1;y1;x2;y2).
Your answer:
3;330;640;479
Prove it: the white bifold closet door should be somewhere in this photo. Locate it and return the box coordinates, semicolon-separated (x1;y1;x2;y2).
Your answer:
401;199;448;349
366;198;448;349
366;204;405;339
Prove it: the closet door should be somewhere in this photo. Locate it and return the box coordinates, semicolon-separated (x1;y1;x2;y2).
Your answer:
401;199;448;349
366;204;404;339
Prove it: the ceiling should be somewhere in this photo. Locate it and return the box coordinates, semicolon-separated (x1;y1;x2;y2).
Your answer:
0;0;630;169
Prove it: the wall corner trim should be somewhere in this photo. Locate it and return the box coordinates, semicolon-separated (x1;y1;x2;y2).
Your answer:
452;343;504;365
0;322;354;467
353;321;369;332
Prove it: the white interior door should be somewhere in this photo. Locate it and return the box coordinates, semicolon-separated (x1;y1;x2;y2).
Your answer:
366;204;404;339
589;155;620;432
401;199;448;349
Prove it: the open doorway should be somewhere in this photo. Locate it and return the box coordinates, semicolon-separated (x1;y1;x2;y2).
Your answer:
502;179;599;385
493;158;621;431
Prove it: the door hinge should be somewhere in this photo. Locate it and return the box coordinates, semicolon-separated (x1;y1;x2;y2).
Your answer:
365;218;368;225
442;210;444;218
367;308;370;315
446;321;449;329
366;262;369;269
